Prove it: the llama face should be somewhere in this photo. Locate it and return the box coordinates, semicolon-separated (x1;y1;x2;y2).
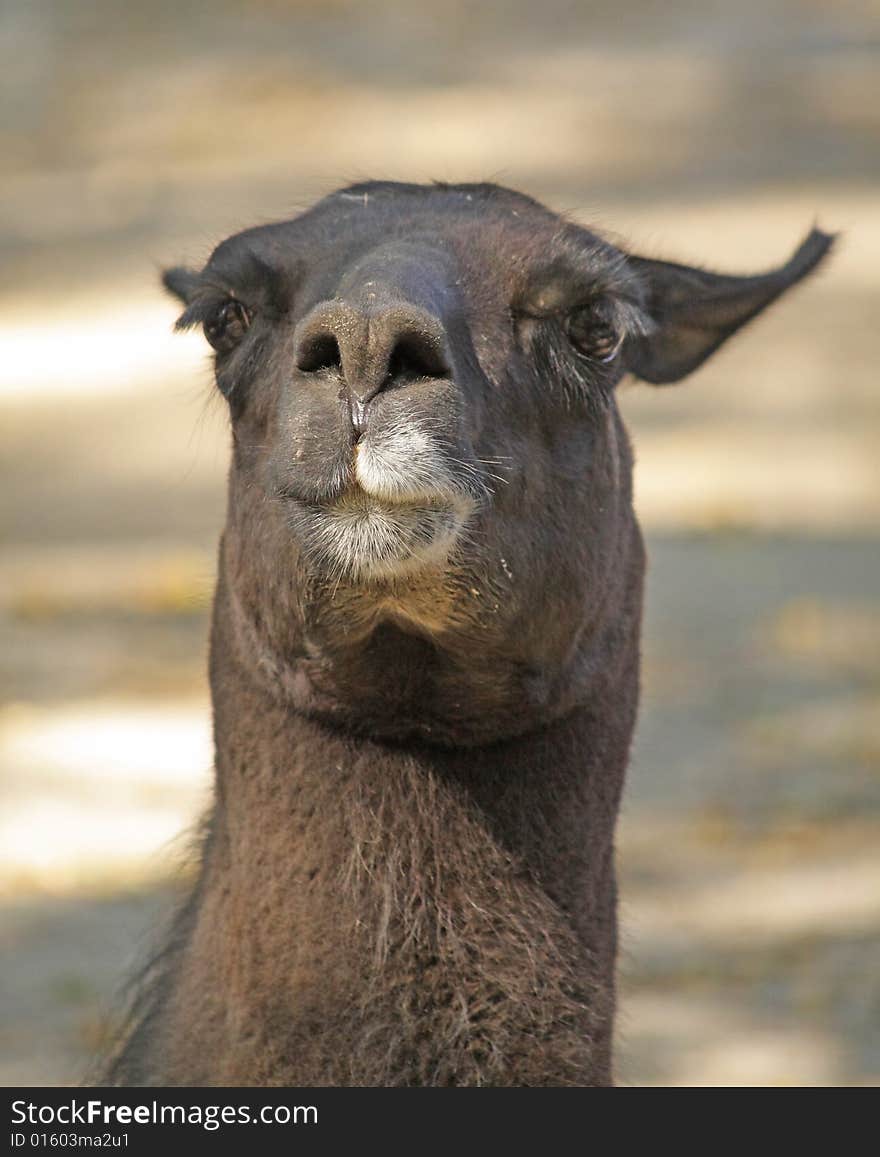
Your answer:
165;183;830;647
167;183;651;595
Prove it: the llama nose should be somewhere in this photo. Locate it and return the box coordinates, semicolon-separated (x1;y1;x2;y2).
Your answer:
294;298;450;416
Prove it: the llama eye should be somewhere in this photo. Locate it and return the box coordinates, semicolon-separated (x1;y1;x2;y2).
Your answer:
565;304;622;364
205;299;251;353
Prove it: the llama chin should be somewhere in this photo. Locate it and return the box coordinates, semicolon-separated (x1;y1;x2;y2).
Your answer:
290;490;471;582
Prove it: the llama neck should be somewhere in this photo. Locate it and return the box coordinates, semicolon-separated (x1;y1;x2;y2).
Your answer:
209;568;639;920
167;593;639;1085
211;657;633;932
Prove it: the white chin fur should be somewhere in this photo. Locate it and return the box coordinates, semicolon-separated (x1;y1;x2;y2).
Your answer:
299;493;471;582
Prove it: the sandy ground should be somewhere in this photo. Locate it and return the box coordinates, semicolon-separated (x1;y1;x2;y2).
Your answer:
1;0;878;1086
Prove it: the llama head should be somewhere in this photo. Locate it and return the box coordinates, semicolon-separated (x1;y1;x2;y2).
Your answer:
165;183;831;658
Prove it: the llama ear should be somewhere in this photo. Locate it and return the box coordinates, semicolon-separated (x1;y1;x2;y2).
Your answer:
162;265;202;305
622;228;835;384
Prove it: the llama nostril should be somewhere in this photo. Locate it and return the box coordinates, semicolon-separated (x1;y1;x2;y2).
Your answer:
294;301;450;408
296;332;342;375
386;332;450;383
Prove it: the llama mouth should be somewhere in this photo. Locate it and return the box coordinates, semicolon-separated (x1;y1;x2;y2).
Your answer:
287;489;471;582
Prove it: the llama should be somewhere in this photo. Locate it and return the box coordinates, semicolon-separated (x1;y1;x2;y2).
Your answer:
105;182;831;1086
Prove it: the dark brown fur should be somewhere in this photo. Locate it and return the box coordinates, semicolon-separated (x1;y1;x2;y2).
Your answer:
103;182;831;1086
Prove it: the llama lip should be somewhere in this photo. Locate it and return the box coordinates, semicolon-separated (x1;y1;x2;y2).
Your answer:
288;489;470;581
350;424;486;508
283;429;482;579
329;487;454;510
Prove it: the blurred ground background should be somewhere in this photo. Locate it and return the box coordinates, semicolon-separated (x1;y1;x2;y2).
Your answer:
1;0;878;1087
